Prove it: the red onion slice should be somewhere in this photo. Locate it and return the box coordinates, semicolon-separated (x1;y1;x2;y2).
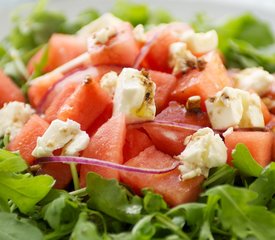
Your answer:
133;32;160;69
36;156;180;174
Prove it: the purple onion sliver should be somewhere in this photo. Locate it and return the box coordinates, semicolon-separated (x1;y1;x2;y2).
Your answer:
133;33;159;69
36;156;180;174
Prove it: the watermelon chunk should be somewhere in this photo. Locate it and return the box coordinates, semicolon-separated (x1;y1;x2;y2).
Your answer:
0;69;25;107
80;114;126;186
225;131;273;167
121;146;204;206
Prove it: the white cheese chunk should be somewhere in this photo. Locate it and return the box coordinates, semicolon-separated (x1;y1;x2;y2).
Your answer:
169;42;197;75
233;67;274;96
0;102;34;140
205;87;264;129
77;13;123;38
113;68;156;123
182;30;218;55
88;26;117;45
32;119;89;157
133;24;147;43
100;71;118;96
177;127;227;180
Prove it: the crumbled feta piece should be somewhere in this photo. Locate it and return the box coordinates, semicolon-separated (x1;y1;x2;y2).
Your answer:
205;87;264;129
0;102;34;140
222;127;234;137
133;24;147;43
233;67;274;96
169;42;198;75
77;13;123;38
181;30;218;55
32;119;89;157
100;71;118;96
88;26;117;45
177;127;227;180
113;68;156;123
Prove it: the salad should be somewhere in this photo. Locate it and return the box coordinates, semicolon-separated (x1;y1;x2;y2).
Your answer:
0;0;275;239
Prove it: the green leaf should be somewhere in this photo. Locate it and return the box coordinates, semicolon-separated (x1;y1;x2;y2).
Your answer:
205;185;275;240
0;173;54;213
142;189;168;213
61;9;99;34
70;212;102;240
232;144;263;177
30;45;48;79
0;212;43;240
249;162;275;205
42;194;80;230
148;9;174;25
191;13;275;72
0;149;27;173
131;215;156;240
112;0;149;26
87;173;143;224
203;165;236;189
217;14;274;50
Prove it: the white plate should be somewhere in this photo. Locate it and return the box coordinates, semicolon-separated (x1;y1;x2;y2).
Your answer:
0;0;274;39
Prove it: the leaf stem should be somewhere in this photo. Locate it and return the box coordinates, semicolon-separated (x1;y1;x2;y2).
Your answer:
70;187;87;196
70;163;80;190
155;214;190;240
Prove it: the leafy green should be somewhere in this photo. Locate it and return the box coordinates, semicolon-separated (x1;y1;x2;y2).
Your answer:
42;193;80;239
205;185;275;240
0;212;43;240
192;13;275;72
0;173;54;213
0;150;54;213
249;163;275;205
70;212;103;240
0;149;27;172
142;189;168;213
112;0;149;26
203;165;236;189
0;0;99;83
232;144;263;177
111;0;173;26
87;173;143;224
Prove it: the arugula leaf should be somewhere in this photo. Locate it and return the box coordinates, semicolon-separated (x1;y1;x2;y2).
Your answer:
42;194;80;239
192;13;275;72
249;162;275;205
61;9;99;34
112;0;149;26
232;144;263;177
0;212;43;240
0;149;27;172
70;212;103;240
0;173;54;213
87;173;143;224
142;189;168;213
203;165;236;189
205;185;275;240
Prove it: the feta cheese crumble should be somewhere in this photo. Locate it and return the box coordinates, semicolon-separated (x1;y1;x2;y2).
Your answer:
233;67;274;96
77;13;123;38
88;26;117;45
177;127;227;180
100;71;119;96
113;68;156;123
133;24;146;43
169;42;198;75
205;87;264;129
0;102;34;140
181;30;218;55
32;119;89;157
